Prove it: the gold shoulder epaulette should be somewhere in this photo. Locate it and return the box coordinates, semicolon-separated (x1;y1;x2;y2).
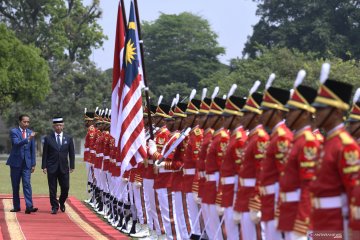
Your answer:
258;129;266;137
340;132;354;145
304;131;315;141
277;127;286;137
236;131;242;139
221;130;228;138
194;128;201;136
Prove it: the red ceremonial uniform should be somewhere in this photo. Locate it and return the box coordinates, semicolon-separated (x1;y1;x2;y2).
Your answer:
202;128;230;204
259;121;293;221
234;125;269;212
152;126;172;189
169;134;186;192
193;128;214;198
278;126;320;234
89;128;100;165
217;126;247;207
84;125;96;162
94;130;105;169
310;124;360;231
183;126;203;193
102;131;111;171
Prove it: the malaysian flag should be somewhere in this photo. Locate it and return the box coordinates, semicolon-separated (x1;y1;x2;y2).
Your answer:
117;0;146;174
110;0;126;144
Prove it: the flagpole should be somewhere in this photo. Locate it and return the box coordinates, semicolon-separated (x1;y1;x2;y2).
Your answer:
120;0;127;32
133;0;154;140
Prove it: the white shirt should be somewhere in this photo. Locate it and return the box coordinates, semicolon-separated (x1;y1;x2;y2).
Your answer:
55;132;63;145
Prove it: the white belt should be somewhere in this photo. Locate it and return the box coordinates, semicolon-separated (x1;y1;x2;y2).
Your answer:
239;178;256;187
159;168;173;173
280;189;300;202
104;156;110;160
199;171;206;178
147;160;154;164
352;205;360;219
183;168;196;175
90;150;96;154
312;196;343;209
84;148;90;151
221;176;235;185
260;183;276;195
206;172;219;182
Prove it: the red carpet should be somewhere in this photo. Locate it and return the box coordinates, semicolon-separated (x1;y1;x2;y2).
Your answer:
0;195;129;239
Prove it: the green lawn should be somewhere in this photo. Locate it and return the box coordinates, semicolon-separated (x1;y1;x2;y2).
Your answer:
0;158;89;201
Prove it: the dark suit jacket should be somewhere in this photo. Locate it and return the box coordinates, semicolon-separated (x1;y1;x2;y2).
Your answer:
41;132;75;174
7;128;36;169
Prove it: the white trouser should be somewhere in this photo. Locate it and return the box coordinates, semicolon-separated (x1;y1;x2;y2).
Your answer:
143;179;162;235
240;212;257;240
262;220;282;240
224;207;239;240
94;168;100;188
131;182;145;224
86;163;93;183
185;192;201;235
284;231;307;240
173;191;189;239
156;188;177;240
203;204;224;240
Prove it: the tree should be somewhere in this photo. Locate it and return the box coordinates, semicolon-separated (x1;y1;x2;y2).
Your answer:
200;47;360;98
142;12;225;102
0;24;49;113
244;0;360;60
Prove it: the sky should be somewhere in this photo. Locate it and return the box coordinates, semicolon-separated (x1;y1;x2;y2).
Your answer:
89;0;260;70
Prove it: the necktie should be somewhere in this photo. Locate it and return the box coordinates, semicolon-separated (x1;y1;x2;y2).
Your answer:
22;130;26;139
57;134;61;147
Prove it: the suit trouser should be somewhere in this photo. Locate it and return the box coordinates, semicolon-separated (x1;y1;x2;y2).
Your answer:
173;191;189;239
10;161;33;209
47;168;69;209
262;220;282;240
131;182;146;224
185;192;201;236
143;179;163;234
203;203;224;240
156;188;178;240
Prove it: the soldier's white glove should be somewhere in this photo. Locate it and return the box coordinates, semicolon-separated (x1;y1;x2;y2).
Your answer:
249;209;261;224
155;160;165;168
122;178;129;183
216;205;224;216
135;181;142;188
233;211;242;224
148;139;157;155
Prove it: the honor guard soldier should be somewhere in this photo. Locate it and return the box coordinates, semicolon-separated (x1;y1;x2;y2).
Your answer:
259;73;293;240
348;89;360;234
182;90;203;239
216;84;247;240
310;63;360;238
202;88;229;240
233;81;269;240
278;70;320;239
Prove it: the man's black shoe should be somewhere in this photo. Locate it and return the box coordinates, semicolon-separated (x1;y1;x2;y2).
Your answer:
10;208;20;212
60;204;65;212
25;207;38;214
51;208;58;214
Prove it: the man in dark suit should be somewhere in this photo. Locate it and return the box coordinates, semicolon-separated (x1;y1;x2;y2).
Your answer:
6;114;38;214
42;116;75;214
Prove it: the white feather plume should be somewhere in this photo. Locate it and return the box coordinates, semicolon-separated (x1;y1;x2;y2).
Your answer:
353;88;360;103
320;63;330;84
249;80;261;96
109;109;111;116
189;89;197;102
105;108;109;115
227;84;237;99
290;89;295;98
265;73;276;90
201;88;208;101
294;69;306;89
211;86;220;99
100;109;104;115
175;94;180;105
95;106;99;113
171;98;176;108
84;107;87;114
158;95;163;105
222;94;227;100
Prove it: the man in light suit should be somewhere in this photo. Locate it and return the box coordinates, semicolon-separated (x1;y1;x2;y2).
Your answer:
6;114;38;214
42;116;75;214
